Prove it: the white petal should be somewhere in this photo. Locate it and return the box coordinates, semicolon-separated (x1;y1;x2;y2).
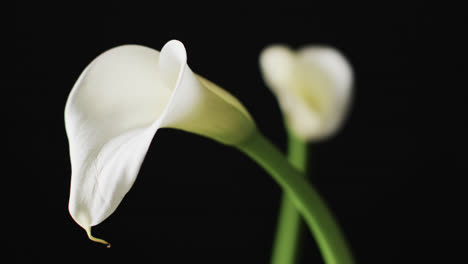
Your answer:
258;45;297;94
65;45;170;232
260;45;353;141
65;40;255;240
297;46;353;137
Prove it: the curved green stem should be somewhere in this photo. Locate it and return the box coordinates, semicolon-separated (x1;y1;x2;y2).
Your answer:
270;132;308;264
237;131;354;264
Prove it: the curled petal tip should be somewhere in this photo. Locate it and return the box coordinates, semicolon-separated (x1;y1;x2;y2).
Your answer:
86;227;111;248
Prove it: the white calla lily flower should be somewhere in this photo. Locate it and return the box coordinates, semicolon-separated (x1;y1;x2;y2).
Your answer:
259;45;353;141
65;40;255;244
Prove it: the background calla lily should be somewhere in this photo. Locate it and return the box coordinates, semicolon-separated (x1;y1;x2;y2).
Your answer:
65;40;255;244
259;45;353;141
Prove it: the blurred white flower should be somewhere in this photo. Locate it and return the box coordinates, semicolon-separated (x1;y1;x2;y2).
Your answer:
260;45;353;141
65;40;255;244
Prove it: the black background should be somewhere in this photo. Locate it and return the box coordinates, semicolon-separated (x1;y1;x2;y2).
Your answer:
13;3;467;263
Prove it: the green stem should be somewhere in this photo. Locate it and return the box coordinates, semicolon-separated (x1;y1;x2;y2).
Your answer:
270;132;308;264
237;131;354;264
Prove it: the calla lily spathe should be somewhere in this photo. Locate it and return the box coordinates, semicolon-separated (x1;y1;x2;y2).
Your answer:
65;40;255;244
259;45;353;141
